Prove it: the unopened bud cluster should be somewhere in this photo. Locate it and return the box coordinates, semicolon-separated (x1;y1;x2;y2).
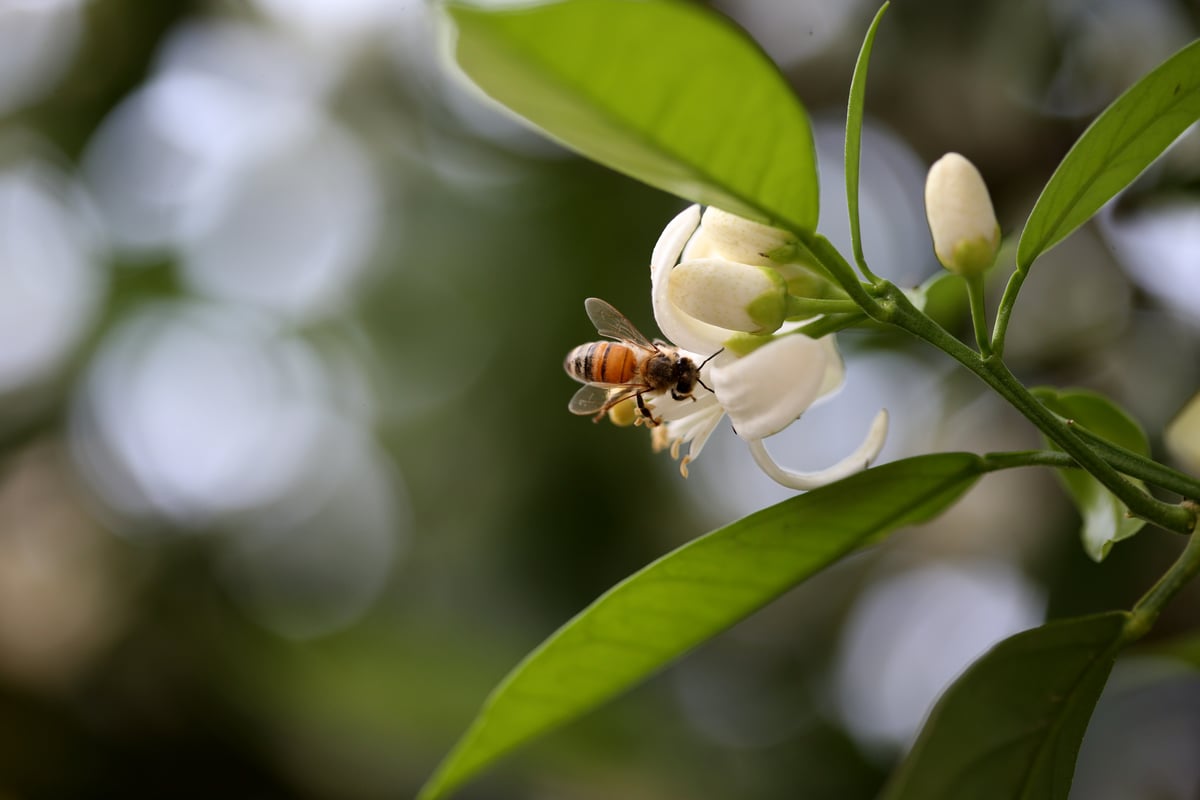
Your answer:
669;259;787;333
665;207;832;335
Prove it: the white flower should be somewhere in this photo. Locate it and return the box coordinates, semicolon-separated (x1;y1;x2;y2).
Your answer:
645;205;889;488
924;153;1000;276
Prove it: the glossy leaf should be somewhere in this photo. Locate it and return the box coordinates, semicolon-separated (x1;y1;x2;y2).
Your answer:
447;0;819;232
884;611;1130;800
418;453;985;800
1017;39;1200;269
1034;388;1150;561
845;2;889;277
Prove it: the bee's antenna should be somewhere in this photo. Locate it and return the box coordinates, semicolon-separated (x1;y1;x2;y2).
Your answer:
696;348;723;393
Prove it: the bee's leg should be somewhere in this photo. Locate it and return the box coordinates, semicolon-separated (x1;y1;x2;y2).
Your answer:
635;392;661;427
670;390;697;403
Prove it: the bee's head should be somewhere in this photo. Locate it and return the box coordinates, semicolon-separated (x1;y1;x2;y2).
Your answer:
674;358;699;396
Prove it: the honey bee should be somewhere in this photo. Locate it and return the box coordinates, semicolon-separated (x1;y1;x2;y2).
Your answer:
564;297;713;425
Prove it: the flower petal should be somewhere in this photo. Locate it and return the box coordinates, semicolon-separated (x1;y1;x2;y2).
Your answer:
683;206;795;266
746;408;889;490
710;333;829;440
680;403;723;462
814;336;845;401
651;204;701;271
647;392;725;477
647;383;721;423
668;258;786;334
650;205;730;354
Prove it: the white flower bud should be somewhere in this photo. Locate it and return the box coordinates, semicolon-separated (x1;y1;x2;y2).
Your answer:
924;153;1000;276
682;206;797;266
668;258;787;334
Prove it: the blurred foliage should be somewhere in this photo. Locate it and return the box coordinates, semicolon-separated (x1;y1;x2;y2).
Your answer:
1;0;1199;798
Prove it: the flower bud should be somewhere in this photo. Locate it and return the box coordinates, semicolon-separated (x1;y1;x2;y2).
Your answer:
668;258;787;334
924;153;1000;276
682;206;797;266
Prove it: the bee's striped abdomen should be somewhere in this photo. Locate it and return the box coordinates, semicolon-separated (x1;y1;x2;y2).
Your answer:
565;342;640;386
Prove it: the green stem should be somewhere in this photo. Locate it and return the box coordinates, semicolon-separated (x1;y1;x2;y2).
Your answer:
980;450;1077;472
977;458;1200;647
1126;513;1200;643
875;284;1195;534
785;296;862;317
982;442;1200;500
1065;422;1200;501
794;312;869;339
787;230;1196;533
990;266;1028;358
964;273;992;357
797;234;882;316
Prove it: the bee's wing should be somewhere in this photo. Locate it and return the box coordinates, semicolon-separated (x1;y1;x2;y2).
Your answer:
569;384;631;416
585;297;655;348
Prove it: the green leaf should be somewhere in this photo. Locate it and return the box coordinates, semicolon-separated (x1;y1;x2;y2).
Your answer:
845;2;889;279
447;0;819;232
1034;388;1151;561
1017;39;1200;270
914;270;968;330
883;611;1130;800
418;453;985;800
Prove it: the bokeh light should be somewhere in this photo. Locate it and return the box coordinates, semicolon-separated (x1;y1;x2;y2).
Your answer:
1073;659;1200;799
70;302;373;528
1100;199;1200;327
0;0;86;114
216;423;406;639
1;0;1198;797
834;559;1046;752
0;156;103;398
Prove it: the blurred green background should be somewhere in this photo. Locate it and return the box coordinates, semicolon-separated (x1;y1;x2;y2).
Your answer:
2;0;1200;797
